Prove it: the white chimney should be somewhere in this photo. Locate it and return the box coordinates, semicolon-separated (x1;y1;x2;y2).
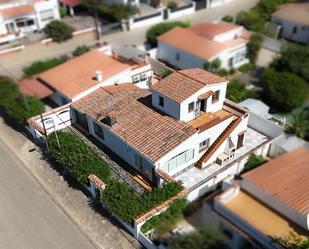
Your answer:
95;71;103;82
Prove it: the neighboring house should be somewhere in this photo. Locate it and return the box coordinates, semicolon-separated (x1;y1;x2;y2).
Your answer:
19;45;153;106
214;147;309;248
271;3;309;44
239;98;270;120
29;68;282;200
268;133;309;158
0;0;60;44
157;22;250;70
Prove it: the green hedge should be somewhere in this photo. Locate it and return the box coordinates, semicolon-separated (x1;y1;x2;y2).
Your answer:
101;180;184;224
146;21;190;47
48;131;111;185
0;76;45;124
243;154;266;173
141;198;187;234
43;20;74;42
23;57;67;77
72;45;90;57
226;79;255;103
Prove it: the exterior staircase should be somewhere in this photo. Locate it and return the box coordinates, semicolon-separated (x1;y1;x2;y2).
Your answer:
196;118;241;169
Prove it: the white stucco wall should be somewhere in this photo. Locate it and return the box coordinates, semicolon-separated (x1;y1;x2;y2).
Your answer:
272;16;309;44
242;178;309;231
130;64;153;89
212;27;243;42
34;0;60;30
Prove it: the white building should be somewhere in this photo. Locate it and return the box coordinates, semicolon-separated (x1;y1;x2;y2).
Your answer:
214;147;309;248
0;0;60;44
156;22;250;70
19;45;153;106
271;3;309;44
28;68;283;201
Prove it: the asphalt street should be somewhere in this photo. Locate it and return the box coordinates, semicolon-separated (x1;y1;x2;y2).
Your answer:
0;141;96;249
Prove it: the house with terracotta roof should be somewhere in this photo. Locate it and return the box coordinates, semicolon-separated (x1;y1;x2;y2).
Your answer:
271;3;309;44
0;0;60;44
214;147;309;248
156;22;250;70
20;45;153;106
28;68;283;200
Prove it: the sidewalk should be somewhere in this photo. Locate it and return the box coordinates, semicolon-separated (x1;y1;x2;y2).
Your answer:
0;115;140;249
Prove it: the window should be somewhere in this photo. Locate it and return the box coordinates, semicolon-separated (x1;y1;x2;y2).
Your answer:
212;90;220;103
293;26;298;34
132;75;140;83
159;96;164;107
199;138;210;151
188;102;195;113
162;149;194;172
140;74;147;81
135;154;153;180
175;52;180;61
93;122;104;139
233;50;247;64
39;9;55;22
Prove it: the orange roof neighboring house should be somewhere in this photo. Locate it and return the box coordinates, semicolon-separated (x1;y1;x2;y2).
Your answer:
272;3;309;26
243;148;309;216
72;86;196;163
152;69;226;103
0;4;34;20
187;22;241;38
39;50;131;99
18;77;54;99
158;27;227;60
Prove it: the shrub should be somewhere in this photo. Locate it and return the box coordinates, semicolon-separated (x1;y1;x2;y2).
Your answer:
167;0;178;10
72;45;90;57
96;3;138;22
101;181;184;224
203;58;222;73
48;131;111;185
237;10;265;32
285;111;309;139
243;154;265;173
141;199;188;234
23;57;67;77
238;63;255;73
261;69;308;113
247;34;263;64
160;69;173;78
59;5;67;17
146;21;190;47
0;76;19;106
216;69;228;77
226;79;255;103
222;15;234;23
43;20;74;42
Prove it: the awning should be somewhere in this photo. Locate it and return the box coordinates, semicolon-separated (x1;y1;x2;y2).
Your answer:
18;78;54;99
199;90;214;100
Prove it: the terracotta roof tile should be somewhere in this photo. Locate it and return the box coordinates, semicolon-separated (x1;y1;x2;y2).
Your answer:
72;87;196;163
18;77;53;99
199;90;214;99
243;148;309;216
272;3;309;26
0;4;34;19
39;50;131;99
152;69;226;103
187;22;241;38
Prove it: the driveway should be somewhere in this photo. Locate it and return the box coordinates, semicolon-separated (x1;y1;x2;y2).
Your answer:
0;141;95;249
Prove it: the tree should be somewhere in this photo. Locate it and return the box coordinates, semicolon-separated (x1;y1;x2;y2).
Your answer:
43;20;74;42
170;226;226;249
247;34;263;64
203;58;222;73
95;3;138;22
222;15;234;23
285;111;309;139
146;21;190;47
226;80;255;103
237;10;265;32
271;43;309;83
261;69;308;113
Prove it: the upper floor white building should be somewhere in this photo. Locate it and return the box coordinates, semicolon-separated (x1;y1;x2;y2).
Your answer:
156;22;250;70
271;3;309;45
0;0;60;44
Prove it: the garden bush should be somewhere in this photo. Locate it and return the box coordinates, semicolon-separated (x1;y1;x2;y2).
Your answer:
167;0;178;10
95;3;138;22
243;154;266;173
247;34;263;64
48;131;111;185
160;69;173;78
222;15;234;23
0;76;45;124
43;20;74;42
23;57;67;77
141;198;188;234
238;63;255;73
72;45;90;57
146;21;190;47
226;79;255;103
101;180;184;224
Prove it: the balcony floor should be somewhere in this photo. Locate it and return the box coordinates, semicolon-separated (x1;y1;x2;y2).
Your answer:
174;127;268;190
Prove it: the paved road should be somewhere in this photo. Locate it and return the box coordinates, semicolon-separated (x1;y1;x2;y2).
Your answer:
0;0;258;79
0;141;96;249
